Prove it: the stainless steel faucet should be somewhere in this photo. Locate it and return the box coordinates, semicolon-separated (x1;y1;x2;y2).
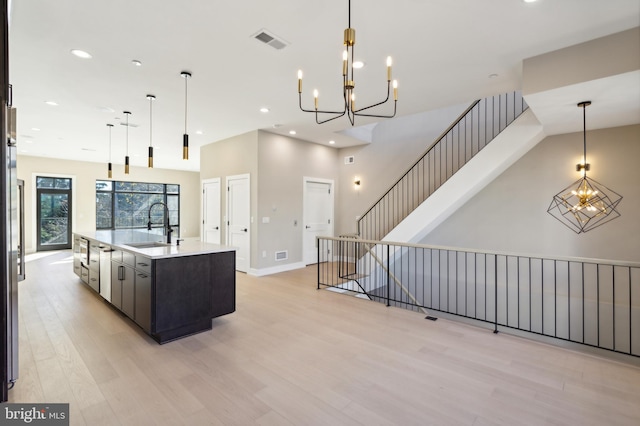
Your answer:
147;202;173;244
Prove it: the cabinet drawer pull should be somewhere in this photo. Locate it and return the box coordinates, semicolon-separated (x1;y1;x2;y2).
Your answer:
137;262;149;267
137;273;148;278
118;265;125;280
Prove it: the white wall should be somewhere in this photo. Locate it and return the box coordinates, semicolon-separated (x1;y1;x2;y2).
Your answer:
17;155;201;253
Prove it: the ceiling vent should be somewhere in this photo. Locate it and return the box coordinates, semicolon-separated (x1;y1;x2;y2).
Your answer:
252;29;288;50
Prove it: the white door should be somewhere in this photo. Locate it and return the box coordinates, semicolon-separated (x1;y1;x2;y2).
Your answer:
227;174;250;272
202;178;221;244
303;178;334;265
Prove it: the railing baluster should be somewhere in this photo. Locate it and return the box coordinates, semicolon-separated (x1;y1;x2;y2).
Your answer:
317;236;639;359
357;92;528;241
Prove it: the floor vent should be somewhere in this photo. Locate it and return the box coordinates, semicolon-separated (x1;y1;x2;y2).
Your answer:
252;29;288;50
275;250;288;261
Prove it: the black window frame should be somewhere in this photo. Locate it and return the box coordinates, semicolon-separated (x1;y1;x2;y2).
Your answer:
96;180;180;236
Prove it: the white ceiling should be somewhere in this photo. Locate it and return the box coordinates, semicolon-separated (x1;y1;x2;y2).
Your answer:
8;0;640;172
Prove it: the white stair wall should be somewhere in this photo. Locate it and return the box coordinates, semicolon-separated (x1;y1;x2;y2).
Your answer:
383;108;546;244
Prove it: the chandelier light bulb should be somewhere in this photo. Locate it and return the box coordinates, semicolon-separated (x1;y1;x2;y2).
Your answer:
313;89;319;110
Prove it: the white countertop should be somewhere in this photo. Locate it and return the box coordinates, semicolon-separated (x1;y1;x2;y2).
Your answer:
75;230;236;259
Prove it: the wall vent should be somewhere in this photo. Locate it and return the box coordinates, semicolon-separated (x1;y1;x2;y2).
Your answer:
275;250;288;261
344;155;355;165
252;29;288;50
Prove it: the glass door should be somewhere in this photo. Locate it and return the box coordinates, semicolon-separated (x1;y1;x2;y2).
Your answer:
36;177;72;251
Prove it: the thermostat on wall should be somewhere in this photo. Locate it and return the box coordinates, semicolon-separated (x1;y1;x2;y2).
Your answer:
344;155;355;165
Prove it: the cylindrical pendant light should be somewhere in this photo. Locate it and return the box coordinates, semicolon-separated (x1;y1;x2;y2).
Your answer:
124;111;131;174
107;123;114;178
147;94;156;168
180;71;191;160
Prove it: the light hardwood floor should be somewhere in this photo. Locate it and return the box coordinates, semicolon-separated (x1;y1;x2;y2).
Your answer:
9;250;640;425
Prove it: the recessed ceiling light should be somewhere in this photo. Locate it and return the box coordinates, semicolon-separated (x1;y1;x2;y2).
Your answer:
352;61;364;69
99;106;115;113
289;130;296;135
329;140;335;145
70;49;92;59
31;127;40;132
260;107;270;113
272;124;283;128
45;101;58;106
523;0;538;3
488;73;499;79
131;60;142;67
196;130;203;135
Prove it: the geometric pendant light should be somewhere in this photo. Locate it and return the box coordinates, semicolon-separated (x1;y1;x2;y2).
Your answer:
107;123;114;178
123;111;131;174
147;94;156;168
180;71;191;160
547;101;623;233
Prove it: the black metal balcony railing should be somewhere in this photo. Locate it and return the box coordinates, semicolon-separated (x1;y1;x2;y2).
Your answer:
357;92;527;241
319;237;640;358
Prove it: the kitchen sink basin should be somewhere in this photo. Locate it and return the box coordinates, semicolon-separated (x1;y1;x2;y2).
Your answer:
124;241;170;249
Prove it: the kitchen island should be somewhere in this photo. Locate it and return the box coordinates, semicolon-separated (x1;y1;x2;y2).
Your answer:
73;230;235;344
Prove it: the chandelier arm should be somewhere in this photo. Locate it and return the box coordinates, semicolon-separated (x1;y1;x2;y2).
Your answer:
352;81;391;113
298;93;345;115
315;110;348;125
354;101;397;118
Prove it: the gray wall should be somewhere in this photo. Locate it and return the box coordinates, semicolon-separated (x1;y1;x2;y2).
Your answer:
200;130;339;272
257;130;339;269
336;103;469;235
422;124;640;263
200;130;259;265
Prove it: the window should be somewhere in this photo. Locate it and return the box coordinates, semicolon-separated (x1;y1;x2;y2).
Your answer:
37;177;72;251
96;180;180;237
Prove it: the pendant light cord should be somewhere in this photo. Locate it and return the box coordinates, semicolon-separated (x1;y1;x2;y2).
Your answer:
582;103;587;169
184;77;188;133
126;113;129;153
348;0;351;28
108;124;112;162
149;98;153;147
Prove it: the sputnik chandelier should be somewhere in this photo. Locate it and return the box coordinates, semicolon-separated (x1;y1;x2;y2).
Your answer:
547;101;622;233
297;0;398;125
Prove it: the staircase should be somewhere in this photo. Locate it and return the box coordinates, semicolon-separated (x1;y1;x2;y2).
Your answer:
340;91;545;303
357;92;537;242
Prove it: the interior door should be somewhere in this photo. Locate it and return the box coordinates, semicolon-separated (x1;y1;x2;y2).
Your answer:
303;179;334;265
202;178;221;244
227;174;250;272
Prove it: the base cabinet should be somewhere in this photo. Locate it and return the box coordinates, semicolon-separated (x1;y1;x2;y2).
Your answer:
74;233;235;344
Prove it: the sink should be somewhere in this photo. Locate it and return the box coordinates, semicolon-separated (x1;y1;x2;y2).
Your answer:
124;241;170;249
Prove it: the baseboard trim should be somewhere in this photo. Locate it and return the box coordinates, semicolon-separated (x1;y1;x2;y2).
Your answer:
248;262;306;277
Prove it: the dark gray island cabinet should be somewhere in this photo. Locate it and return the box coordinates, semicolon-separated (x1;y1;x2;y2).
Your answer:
73;231;236;344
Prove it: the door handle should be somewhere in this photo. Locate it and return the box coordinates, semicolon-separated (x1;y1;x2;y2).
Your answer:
242;228;248;232
305;225;311;229
214;226;219;230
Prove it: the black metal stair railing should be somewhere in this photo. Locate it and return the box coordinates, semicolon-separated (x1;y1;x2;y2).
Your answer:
318;236;640;359
357;92;528;241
